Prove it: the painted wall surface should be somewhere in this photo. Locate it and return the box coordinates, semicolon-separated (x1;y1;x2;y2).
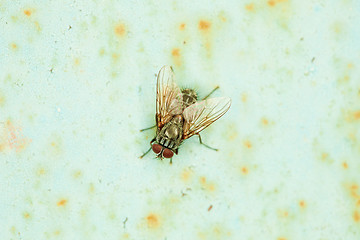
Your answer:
1;0;360;239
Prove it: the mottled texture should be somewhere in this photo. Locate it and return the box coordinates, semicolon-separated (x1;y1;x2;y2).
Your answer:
1;0;360;239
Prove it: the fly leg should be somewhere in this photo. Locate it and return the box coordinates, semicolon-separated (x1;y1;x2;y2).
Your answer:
140;125;156;132
140;138;155;158
197;133;218;151
202;86;219;100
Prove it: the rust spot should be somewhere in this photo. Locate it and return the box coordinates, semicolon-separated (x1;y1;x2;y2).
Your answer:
114;23;126;37
350;184;359;198
278;238;287;240
245;3;255;11
356;199;360;207
342;162;348;169
179;23;186;30
146;213;160;228
23;9;32;16
241;167;248;175
208;205;213;211
244;140;252;149
198;20;211;31
354;210;360;222
57;199;67;206
299;200;306;208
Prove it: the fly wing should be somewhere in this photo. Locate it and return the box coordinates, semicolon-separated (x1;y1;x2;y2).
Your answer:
156;66;183;128
182;97;231;139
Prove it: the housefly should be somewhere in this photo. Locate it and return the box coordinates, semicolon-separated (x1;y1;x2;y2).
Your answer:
140;66;231;163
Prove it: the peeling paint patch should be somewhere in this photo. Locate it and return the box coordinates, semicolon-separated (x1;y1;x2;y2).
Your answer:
0;120;31;153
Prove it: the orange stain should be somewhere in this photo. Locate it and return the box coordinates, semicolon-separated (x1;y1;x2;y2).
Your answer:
23;212;31;219
354;210;360;222
350;184;359;198
241;93;247;103
114;23;126;37
267;0;287;7
181;168;192;182
241;167;248;175
198;20;211;31
10;43;17;50
348;63;354;69
57;199;67;206
74;58;80;66
356;199;360;207
278;238;287;240
261;118;269;125
200;176;215;191
299;200;306;208
179;23;186;30
354;111;360;120
146;213;160;228
172;48;180;57
245;3;255;11
23;9;32;16
321;152;328;161
244;140;252;149
342;162;348;169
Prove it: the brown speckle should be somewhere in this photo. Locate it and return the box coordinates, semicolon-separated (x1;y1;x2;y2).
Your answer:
57;199;67;206
198;20;211;31
146;213;160;228
208;205;213;211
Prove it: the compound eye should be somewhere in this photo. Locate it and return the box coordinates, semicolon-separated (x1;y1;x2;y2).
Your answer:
162;148;174;158
152;144;162;154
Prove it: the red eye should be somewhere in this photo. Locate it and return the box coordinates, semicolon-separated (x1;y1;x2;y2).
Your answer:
152;144;162;154
162;148;174;158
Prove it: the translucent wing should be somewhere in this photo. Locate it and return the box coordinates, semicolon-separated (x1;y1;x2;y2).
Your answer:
182;97;231;139
156;66;183;128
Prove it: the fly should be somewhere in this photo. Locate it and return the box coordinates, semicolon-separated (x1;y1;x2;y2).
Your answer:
140;66;231;163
